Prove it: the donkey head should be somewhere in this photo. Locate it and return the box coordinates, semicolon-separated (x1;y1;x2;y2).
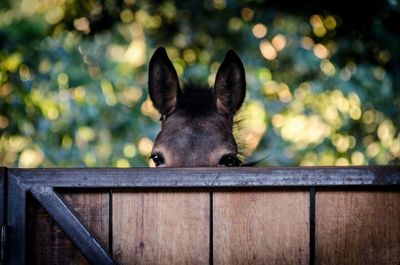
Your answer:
148;47;246;167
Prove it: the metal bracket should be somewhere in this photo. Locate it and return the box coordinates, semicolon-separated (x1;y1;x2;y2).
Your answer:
0;225;8;262
0;167;7;264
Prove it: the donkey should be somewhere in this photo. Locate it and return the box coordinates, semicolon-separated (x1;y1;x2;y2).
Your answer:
148;47;246;167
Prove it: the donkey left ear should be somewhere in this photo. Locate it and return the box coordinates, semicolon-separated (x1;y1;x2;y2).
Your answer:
213;50;246;116
148;47;181;116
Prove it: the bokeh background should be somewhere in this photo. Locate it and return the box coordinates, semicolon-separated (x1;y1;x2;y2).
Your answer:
1;0;399;167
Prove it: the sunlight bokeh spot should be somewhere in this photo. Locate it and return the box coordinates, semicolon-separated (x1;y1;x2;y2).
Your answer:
138;137;153;156
141;97;160;121
349;106;362;120
310;14;324;28
331;90;349;113
351;151;365;165
2;53;22;72
321;151;335;165
335;157;349;166
228;18;242;31
278;83;292;103
123;144;137;158
47;106;59;120
73;17;90;34
345;61;357;74
320;59;336;76
262;80;279;97
377;50;391;64
367;142;380;158
45;6;64;25
173;59;185;77
362;110;375;124
72;86;86;102
107;45;125;62
9;136;29;153
324;15;337;30
374;66;385;80
213;0;226;10
301;152;318;166
118;87;143;107
116;158;130;168
83;152;96;166
301;37;314;50
237;101;267;155
281;115;330;149
76;127;96;148
260;40;277;60
0;83;12;97
58;73;69;86
310;14;327;37
120;9;134;23
271;34;287;52
340;68;351;81
377;120;395;145
101;80;117;106
20;0;39;15
19;147;44;168
332;134;351;153
124;40;147;67
183;49;197;64
272;114;285;128
252;24;268;39
314;44;330;59
0;116;9;129
19;64;32;81
62;135;73;150
241;7;254;21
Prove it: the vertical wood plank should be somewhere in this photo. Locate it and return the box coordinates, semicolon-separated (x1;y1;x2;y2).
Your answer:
62;192;110;248
62;192;110;264
27;192;109;265
316;191;400;265
112;192;209;265
213;191;309;265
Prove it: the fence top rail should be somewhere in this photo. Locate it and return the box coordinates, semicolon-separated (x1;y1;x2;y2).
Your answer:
3;166;400;188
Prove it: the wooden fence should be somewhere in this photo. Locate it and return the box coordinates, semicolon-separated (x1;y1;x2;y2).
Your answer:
1;166;399;265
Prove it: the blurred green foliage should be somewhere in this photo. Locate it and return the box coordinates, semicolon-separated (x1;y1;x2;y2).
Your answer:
0;0;399;167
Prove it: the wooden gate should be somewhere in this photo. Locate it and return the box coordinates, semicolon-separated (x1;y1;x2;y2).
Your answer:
1;167;399;264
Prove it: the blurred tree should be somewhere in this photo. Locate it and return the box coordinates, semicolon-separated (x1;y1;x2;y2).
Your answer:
0;0;399;167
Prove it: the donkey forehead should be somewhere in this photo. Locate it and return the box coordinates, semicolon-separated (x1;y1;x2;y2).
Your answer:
153;114;236;153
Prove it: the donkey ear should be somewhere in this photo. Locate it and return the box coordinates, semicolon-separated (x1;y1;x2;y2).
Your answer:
213;50;246;116
148;47;181;115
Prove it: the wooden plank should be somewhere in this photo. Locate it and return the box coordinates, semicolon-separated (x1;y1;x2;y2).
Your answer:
316;191;400;265
27;192;109;265
213;191;309;265
62;192;110;264
112;192;209;265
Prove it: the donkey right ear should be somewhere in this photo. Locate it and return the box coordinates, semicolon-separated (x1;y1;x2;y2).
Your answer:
148;47;181;116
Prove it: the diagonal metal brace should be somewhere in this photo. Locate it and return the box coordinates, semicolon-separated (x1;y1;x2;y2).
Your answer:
30;186;117;265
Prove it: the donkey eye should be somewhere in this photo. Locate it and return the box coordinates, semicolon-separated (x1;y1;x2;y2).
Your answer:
150;153;165;167
219;154;240;167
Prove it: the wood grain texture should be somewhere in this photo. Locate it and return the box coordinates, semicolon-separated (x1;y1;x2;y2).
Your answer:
213;191;309;265
316;191;400;265
112;192;209;265
27;192;109;265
